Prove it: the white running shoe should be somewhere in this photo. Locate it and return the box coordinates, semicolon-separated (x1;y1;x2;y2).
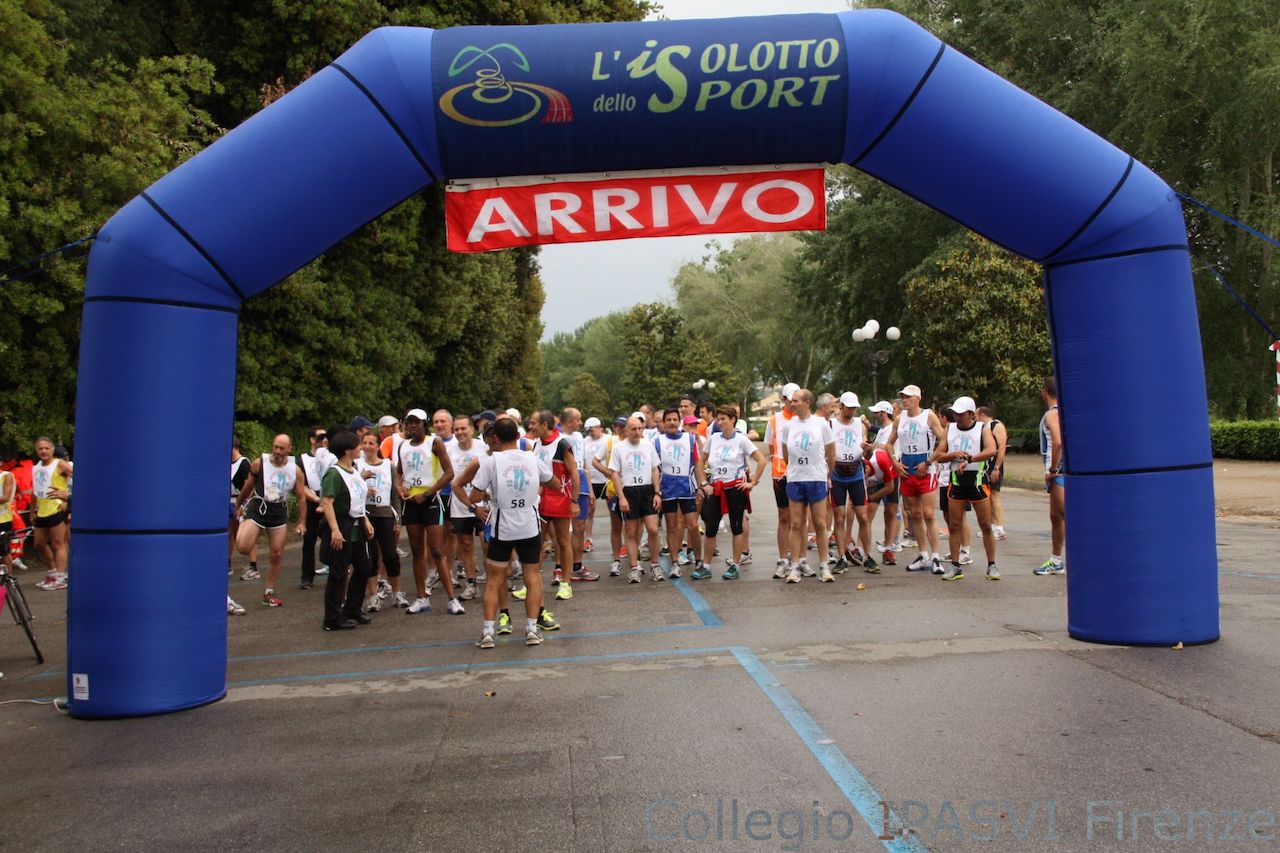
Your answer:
446;598;465;615
820;565;835;583
907;554;930;572
227;596;246;616
394;591;410;608
958;547;973;566
677;548;692;566
407;597;431;614
315;564;329;576
986;564;1001;581
240;567;260;581
609;560;622;577
993;526;1008;541
628;568;643;584
799;560;818;578
459;581;477;601
931;558;945;576
785;564;802;584
650;564;666;582
13;557;29;571
365;595;381;612
668;564;682;579
396;546;408;558
850;547;864;563
773;560;790;579
526;627;544;646
476;631;495;649
739;550;753;565
377;578;392;599
426;571;440;589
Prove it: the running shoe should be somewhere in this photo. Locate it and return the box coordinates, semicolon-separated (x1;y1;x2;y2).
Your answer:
316;564;330;576
609;560;622;577
1034;559;1066;576
849;546;864;564
722;562;740;581
891;539;904;553
427;571;440;589
677;548;693;566
394;591;410;608
993;526;1008;541
958;547;973;566
773;560;789;579
806;534;816;551
713;546;720;557
406;597;431;614
571;568;600;582
986;564;1001;581
619;545;628;558
906;554;930;572
941;565;964;581
820;565;835;582
832;558;849;574
261;591;284;607
639;546;651;561
931;558;945;576
690;564;712;580
396;546;408;558
366;595;381;613
882;551;897;567
377;578;392;599
446;598;465;615
938;529;949;539
240;567;261;581
863;556;880;575
828;534;838;549
628;567;643;584
556;581;573;600
526;627;544;646
740;550;753;565
497;612;513;634
659;546;670;558
552;567;563;587
227;596;246;616
459;581;478;601
901;535;917;549
13;557;29;572
668;564;682;579
785;564;802;583
800;561;818;578
512;585;527;600
537;609;560;631
874;541;888;554
650;564;666;582
476;631;496;649
583;538;594;553
37;574;67;591
299;580;313;590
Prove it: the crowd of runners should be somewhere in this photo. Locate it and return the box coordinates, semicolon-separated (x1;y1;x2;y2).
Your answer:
211;376;1067;647
0;378;1066;648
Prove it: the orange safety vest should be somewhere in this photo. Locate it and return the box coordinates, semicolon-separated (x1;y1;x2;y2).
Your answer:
769;408;795;479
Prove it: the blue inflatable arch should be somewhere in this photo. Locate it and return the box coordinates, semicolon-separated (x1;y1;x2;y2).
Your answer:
69;10;1218;717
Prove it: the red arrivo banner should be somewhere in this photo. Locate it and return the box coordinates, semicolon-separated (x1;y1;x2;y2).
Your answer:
444;166;826;253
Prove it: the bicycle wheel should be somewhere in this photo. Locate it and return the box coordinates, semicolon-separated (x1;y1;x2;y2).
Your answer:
4;578;43;664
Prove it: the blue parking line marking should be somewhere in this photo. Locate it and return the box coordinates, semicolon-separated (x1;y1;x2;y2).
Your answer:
670;577;725;627
729;646;929;853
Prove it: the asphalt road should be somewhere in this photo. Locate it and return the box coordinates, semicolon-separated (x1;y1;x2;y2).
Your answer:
2;485;1278;852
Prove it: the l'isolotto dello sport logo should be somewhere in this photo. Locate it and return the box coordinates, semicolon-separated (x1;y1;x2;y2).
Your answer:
439;44;573;127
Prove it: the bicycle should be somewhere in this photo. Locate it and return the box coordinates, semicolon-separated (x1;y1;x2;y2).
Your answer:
0;528;44;663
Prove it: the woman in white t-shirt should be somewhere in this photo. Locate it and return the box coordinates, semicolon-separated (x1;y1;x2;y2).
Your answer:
695;406;766;581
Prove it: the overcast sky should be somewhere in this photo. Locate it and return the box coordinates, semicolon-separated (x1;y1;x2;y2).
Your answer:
536;0;851;338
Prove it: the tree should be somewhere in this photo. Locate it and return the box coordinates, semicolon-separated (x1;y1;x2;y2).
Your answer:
565;372;611;421
616;303;738;410
901;233;1050;414
539;311;626;411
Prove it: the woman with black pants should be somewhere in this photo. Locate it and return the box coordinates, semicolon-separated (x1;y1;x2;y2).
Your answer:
357;432;404;610
320;430;375;631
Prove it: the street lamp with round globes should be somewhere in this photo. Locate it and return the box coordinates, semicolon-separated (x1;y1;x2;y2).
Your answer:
886;326;901;341
851;328;866;342
707;382;716;391
852;319;902;400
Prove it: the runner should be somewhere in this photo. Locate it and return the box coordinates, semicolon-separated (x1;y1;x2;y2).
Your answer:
592;417;628;576
866;401;900;564
0;464;16;575
296;425;329;589
446;414;485;601
1;455;33;572
938;396;999;580
884;385;948;574
763;382;799;578
377;415;403;461
396;408;456;614
608;416;662;583
31;437;73;590
456;417;560;648
517;409;580;601
581;416;609;558
781;389;837;583
560;407;599;583
357;432;405;610
830;392;876;574
236;434;307;606
977;406;1009;540
655;408;704;578
694;406;765;580
227;440;251;615
318;429;375;630
1034;377;1066;576
430;409;458;591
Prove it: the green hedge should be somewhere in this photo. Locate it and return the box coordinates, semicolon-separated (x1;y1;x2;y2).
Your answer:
1210;420;1280;460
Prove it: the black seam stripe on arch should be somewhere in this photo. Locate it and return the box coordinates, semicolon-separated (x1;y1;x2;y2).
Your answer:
1044;244;1189;269
1065;461;1212;477
329;63;438;183
84;295;240;315
1040;157;1135;263
850;43;947;167
140;192;247;302
75;528;230;536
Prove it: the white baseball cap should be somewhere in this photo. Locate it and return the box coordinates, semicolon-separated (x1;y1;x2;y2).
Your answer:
505;407;521;420
781;382;800;400
630;410;646;423
377;415;398;427
869;401;894;414
899;384;922;398
584;417;601;429
405;408;428;421
951;395;977;414
838;391;860;409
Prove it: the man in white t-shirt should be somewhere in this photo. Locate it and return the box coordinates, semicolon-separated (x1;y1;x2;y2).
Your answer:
780;389;836;583
608;417;662;583
455;417;559;648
